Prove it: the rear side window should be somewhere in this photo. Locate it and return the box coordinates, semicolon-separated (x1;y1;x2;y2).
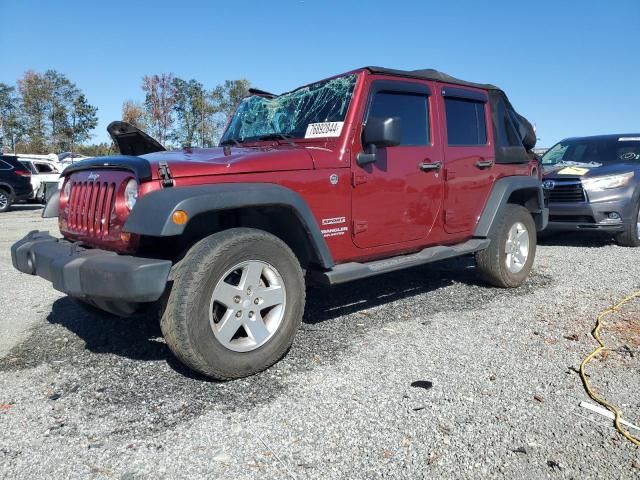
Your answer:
0;160;13;170
19;161;36;173
368;92;429;145
35;163;55;173
502;110;523;147
445;98;487;146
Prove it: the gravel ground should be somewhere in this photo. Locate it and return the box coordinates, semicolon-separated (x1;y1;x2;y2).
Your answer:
0;207;639;479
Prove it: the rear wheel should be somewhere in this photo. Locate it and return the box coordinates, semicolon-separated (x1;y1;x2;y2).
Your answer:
615;200;640;247
0;189;12;213
160;228;305;380
476;204;537;287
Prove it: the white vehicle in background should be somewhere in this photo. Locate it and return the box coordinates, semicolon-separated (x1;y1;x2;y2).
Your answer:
13;153;58;161
56;152;90;169
17;157;62;203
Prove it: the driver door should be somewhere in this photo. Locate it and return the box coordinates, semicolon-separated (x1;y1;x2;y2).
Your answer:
351;79;444;249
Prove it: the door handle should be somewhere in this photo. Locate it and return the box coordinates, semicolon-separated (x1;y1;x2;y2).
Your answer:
475;159;494;169
419;161;441;172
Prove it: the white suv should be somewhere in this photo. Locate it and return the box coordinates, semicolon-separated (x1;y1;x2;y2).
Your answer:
18;158;62;203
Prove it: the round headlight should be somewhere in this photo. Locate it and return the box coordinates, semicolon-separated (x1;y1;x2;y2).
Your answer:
124;179;138;210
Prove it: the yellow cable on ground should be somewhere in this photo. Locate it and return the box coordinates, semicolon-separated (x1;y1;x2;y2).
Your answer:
579;291;640;447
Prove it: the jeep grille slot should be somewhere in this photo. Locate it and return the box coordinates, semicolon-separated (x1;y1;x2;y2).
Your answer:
547;179;586;203
68;180;116;237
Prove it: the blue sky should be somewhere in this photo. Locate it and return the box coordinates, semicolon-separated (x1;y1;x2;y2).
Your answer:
1;0;638;147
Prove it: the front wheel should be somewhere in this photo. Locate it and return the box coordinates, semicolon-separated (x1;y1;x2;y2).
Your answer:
0;189;12;213
615;200;640;247
475;204;537;288
160;228;305;380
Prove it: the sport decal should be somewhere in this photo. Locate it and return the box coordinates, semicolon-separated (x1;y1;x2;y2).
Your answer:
321;217;346;226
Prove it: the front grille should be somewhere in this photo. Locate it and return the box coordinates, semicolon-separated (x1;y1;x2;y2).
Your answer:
67;180;117;237
547;178;586;203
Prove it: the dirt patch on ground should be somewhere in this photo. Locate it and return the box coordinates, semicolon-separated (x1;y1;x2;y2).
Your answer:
609;310;640;349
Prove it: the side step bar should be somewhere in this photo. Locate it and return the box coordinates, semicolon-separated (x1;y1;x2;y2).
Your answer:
315;238;490;285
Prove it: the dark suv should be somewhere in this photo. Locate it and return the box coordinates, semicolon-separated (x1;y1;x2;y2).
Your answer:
0;155;33;212
541;134;640;246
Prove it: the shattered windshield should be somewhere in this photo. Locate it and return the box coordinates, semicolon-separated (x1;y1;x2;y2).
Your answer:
542;138;640;166
220;74;357;143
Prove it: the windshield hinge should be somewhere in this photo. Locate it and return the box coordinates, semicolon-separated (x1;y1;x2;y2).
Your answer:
158;161;174;188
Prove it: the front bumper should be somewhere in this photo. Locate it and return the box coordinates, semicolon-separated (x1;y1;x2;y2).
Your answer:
11;231;172;303
546;197;634;232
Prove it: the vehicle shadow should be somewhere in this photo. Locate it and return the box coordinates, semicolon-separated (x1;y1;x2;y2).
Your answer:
304;256;477;324
538;230;617;248
48;256;475;346
10;204;44;211
43;256;480;376
47;298;166;361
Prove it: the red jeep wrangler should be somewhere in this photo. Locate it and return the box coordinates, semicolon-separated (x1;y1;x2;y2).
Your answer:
12;67;547;379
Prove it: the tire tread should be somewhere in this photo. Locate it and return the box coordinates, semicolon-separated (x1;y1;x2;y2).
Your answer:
160;228;304;380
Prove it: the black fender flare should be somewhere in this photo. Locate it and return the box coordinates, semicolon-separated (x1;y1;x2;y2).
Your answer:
474;176;548;237
124;183;334;268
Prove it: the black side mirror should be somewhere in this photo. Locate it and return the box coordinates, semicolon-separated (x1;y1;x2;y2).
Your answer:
357;117;401;166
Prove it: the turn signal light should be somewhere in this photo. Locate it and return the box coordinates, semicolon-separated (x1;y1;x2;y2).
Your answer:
172;210;189;225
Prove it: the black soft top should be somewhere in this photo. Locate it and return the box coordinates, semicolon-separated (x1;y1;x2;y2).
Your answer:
364;66;536;164
365;66;500;91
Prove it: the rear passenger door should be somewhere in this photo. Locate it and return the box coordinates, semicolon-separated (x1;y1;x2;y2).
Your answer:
439;86;495;234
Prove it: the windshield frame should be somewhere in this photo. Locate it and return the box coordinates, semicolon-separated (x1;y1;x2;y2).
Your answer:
219;72;361;145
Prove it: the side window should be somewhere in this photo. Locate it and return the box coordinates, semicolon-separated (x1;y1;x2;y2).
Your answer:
503;110;523;147
19;161;35;173
0;160;13;171
444;98;487;146
35;162;54;173
368;92;429;145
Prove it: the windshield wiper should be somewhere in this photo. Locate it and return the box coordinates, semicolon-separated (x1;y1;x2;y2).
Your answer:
257;133;298;147
219;138;243;147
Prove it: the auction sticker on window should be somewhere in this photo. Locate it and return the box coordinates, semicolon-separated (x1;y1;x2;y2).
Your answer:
557;166;590;176
305;122;344;138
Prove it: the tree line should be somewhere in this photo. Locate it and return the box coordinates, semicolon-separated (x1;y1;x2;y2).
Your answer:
122;74;249;148
0;70;250;155
0;70;98;155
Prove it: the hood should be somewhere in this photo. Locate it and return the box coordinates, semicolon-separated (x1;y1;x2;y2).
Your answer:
140;146;315;179
108;121;166;156
543;162;638;180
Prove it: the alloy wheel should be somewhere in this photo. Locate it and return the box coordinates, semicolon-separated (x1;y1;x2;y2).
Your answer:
209;260;286;352
505;222;530;273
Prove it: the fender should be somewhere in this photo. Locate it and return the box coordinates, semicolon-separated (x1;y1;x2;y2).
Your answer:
124;183;334;268
0;182;15;196
474;176;548;237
